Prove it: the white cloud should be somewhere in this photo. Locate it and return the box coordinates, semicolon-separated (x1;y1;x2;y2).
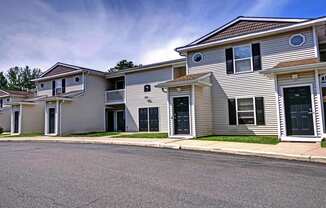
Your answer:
0;0;291;73
139;38;186;64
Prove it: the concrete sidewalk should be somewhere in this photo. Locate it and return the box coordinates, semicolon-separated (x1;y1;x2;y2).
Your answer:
1;136;326;163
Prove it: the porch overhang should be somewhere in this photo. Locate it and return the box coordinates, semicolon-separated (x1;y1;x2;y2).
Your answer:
155;72;212;88
260;59;326;75
8;101;36;106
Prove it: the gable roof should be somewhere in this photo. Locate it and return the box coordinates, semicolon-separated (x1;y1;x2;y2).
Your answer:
34;62;105;82
176;16;326;53
105;58;186;78
0;89;33;98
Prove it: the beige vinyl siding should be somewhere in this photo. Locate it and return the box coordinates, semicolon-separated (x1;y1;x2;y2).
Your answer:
277;71;321;137
195;85;213;137
60;74;107;135
125;67;172;132
187;28;316;136
21;103;45;134
168;86;193;136
0;107;11;131
37;73;84;97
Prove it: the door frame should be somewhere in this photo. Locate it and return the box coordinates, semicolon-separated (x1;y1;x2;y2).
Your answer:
11;105;22;135
45;101;59;136
171;95;191;136
113;110;126;132
280;83;317;138
137;107;160;132
114;110;125;132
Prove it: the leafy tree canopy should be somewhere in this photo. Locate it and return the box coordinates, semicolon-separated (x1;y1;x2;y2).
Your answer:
5;66;41;90
109;60;137;72
0;72;7;90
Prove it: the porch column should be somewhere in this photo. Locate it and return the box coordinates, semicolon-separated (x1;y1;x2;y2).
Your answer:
56;100;59;135
273;74;281;139
44;102;48;135
191;84;196;138
315;69;325;135
19;104;22;135
10;106;13;134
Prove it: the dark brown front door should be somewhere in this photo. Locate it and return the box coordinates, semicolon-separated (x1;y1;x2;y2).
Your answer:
116;111;125;132
106;110;114;132
14;111;19;133
284;86;314;136
173;97;190;135
48;108;56;134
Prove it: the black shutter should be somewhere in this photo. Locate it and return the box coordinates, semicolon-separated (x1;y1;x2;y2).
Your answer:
52;80;56;96
149;107;159;131
255;97;265;125
228;99;236;125
252;43;262;71
0;99;3;108
62;79;66;93
139;108;148;131
225;48;234;74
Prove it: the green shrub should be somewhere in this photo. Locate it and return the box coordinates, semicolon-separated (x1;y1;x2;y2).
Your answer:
0;126;3;134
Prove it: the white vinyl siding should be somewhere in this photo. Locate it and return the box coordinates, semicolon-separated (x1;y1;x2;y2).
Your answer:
187;28;316;136
195;85;213;137
37;73;84;97
125;66;172;132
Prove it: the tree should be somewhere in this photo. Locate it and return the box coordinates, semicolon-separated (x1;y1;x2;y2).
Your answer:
6;66;41;90
6;67;21;90
0;72;7;89
109;60;137;72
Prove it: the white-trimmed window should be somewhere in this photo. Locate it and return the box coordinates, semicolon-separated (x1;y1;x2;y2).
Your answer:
233;45;253;73
192;52;203;63
289;34;305;47
236;97;255;125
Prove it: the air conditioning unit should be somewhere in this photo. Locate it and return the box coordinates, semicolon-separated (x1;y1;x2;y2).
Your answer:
55;88;62;95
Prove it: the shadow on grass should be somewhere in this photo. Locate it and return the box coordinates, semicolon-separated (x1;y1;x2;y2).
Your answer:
197;135;279;145
67;131;120;137
113;132;168;139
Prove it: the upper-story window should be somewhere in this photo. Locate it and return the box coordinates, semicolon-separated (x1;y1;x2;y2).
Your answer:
192;53;203;63
233;45;252;73
52;79;66;95
289;34;305;47
75;76;80;83
116;80;125;90
40;83;44;89
226;43;261;74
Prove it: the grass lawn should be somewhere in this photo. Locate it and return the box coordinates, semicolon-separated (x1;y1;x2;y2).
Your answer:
113;132;168;139
68;131;120;137
0;132;42;138
198;135;279;144
321;140;326;148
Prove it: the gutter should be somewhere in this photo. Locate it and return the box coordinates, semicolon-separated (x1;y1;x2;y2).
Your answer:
260;62;326;75
176;17;326;53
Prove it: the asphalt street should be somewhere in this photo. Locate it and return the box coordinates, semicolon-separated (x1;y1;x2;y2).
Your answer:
0;142;325;208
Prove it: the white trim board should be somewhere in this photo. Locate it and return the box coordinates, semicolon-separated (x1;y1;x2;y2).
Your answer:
170;95;192;137
279;84;317;138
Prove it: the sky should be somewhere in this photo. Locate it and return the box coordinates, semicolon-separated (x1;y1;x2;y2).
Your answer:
0;0;325;72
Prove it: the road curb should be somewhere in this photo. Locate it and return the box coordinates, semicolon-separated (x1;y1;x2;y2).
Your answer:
1;139;325;164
